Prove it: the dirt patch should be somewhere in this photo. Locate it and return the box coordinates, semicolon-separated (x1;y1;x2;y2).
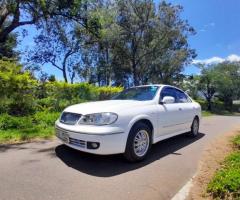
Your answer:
188;127;240;200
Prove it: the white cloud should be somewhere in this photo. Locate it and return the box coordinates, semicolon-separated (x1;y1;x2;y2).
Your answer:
227;54;240;62
192;54;240;65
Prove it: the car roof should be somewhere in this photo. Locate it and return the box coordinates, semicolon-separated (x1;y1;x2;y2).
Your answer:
133;84;173;88
132;84;186;92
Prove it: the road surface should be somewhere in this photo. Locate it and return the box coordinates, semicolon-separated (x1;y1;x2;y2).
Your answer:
0;116;240;200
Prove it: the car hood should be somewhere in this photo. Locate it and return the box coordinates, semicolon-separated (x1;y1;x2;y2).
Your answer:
64;100;152;115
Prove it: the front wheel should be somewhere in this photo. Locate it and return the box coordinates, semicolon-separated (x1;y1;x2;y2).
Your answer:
124;122;152;162
189;117;199;137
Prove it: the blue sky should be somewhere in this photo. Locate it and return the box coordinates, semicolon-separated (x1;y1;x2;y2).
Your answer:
169;0;240;74
17;0;240;79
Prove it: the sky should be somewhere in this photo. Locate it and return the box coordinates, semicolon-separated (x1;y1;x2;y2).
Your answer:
17;0;240;79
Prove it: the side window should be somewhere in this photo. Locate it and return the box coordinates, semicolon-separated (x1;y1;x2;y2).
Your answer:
160;87;177;103
175;90;189;103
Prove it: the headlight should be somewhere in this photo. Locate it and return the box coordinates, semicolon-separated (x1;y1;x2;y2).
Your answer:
78;112;118;125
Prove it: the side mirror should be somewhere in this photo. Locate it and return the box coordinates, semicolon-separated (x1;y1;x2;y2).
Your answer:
160;96;175;104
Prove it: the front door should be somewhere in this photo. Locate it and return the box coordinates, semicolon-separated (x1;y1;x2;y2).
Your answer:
156;87;186;136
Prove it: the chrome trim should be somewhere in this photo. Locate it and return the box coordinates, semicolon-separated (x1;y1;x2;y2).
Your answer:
55;125;124;136
162;121;190;128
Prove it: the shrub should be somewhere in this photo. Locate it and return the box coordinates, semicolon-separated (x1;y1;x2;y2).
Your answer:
0;59;37;115
97;86;123;100
0;114;33;129
33;111;60;126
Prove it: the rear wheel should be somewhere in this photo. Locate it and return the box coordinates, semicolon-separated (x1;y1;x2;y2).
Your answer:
189;117;199;137
124;122;152;162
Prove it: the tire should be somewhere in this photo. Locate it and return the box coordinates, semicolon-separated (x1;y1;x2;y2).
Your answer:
124;122;152;162
189;117;199;137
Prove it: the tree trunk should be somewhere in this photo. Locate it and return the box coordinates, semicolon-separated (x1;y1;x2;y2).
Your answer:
224;97;233;111
62;60;68;83
133;68;139;86
63;68;68;83
207;98;212;111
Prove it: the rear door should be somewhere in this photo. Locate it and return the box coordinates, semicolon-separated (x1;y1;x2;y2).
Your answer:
175;89;195;130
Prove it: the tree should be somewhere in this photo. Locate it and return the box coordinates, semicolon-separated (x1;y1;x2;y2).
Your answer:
0;0;88;43
28;20;83;83
179;75;199;99
197;65;217;111
0;32;18;59
112;0;196;86
214;62;240;110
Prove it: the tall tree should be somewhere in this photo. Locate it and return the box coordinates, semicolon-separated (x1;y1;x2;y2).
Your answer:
214;62;240;110
0;0;88;43
112;0;196;86
28;21;83;83
197;65;218;111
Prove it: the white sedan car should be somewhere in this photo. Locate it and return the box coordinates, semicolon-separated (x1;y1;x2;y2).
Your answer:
55;85;201;162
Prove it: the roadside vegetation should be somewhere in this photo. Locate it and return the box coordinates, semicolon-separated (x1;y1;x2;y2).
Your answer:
207;134;240;199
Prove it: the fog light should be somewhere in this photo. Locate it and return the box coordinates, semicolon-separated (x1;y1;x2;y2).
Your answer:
87;142;100;149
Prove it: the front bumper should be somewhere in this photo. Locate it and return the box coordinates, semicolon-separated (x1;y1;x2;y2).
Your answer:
55;122;128;155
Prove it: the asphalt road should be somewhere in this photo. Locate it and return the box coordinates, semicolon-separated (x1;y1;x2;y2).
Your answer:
1;116;240;200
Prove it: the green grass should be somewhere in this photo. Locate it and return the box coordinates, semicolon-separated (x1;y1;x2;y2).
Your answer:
207;135;240;199
0;112;60;143
232;134;240;149
202;111;215;117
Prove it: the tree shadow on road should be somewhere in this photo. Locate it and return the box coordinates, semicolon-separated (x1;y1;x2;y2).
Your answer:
55;132;205;177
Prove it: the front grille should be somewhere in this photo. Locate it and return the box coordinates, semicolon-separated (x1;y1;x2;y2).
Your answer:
69;137;86;148
60;112;81;125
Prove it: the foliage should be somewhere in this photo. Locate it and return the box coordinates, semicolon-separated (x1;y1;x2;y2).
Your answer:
28;21;83;83
109;0;196;86
0;59;37;115
0;59;122;115
35;82;122;111
207;133;240;199
207;151;240;199
0;0;89;43
194;62;240;111
25;0;196;86
213;62;240;110
0;32;18;59
0;112;60;143
180;75;199;99
232;134;240;149
196;65;218;111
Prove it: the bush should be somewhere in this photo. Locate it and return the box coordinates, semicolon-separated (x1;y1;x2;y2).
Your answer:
0;59;123;115
33;111;60;126
0;114;33;129
34;82;122;112
0;59;37;115
97;86;122;100
0;112;60;143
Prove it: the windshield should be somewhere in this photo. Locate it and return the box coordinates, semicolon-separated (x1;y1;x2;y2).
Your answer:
112;86;159;101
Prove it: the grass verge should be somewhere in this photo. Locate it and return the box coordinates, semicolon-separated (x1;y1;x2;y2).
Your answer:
202;111;214;117
207;134;240;199
0;112;60;143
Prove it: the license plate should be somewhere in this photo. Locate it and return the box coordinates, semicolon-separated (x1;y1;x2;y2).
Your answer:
57;129;69;143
